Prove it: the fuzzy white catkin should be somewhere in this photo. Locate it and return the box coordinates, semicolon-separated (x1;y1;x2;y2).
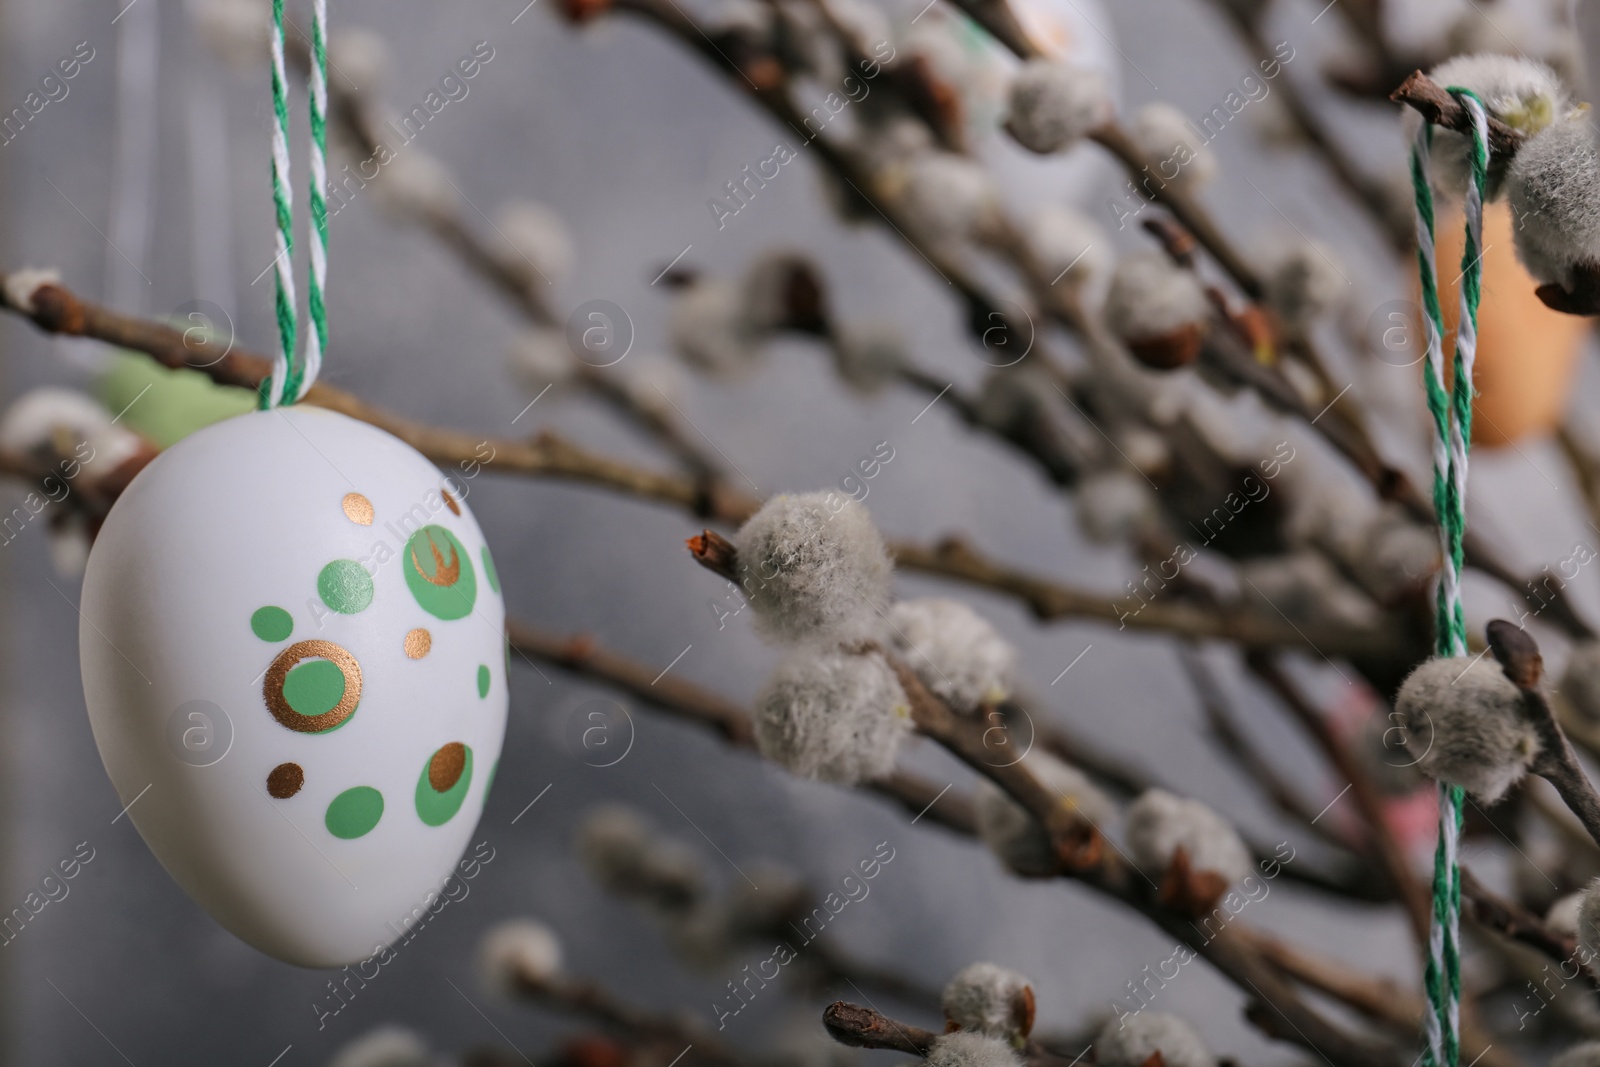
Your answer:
1076;470;1157;545
830;0;891;54
328;1025;431;1067
1554;1041;1600;1067
886;597;1016;711
328;28;390;90
1507;115;1600;289
1258;237;1346;329
900;153;999;242
1129;103;1217;189
670;280;762;378
976;751;1115;877
1239;552;1381;634
507;327;576;394
1095;1011;1216;1067
479;918;563;992
621;354;688;420
374;151;455;217
942;962;1033;1039
1548;890;1584;938
733;492;894;643
497;201;575;286
1103;251;1210;344
1411;53;1567;198
1026;205;1109;289
754;647;910;783
1563;642;1600;723
925;1031;1023;1067
1;267;59;314
192;0;267;70
1578;879;1600;966
576;804;704;910
1125;789;1252;886
831;321;906;396
1003;60;1108;154
0;387;145;474
1394;656;1539;802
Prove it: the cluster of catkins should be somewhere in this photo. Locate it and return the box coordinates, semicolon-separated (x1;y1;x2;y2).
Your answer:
975;739;1249;888
575;802;814;970
1409;54;1600;292
733;491;1016;783
930;961;1216;1067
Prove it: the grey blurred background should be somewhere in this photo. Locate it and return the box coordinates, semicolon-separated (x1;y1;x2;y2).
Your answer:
2;0;1600;1063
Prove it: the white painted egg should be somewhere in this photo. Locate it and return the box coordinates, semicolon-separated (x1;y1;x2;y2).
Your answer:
79;406;509;967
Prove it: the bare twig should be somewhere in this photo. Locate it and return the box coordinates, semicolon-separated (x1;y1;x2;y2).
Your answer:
1246;654;1431;948
1390;71;1526;158
1486;619;1600;852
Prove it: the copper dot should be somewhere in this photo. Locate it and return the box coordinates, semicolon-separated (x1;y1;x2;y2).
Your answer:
404;628;432;659
441;488;461;516
342;492;374;525
428;742;467;793
267;762;305;799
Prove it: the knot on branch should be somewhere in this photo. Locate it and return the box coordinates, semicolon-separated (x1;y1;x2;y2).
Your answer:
27;283;86;335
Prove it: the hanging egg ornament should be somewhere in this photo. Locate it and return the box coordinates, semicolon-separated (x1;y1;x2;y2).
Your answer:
79;406;509;967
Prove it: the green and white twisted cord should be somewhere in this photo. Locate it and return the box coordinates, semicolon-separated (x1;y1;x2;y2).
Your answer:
298;0;329;403
1409;86;1489;1067
263;0;296;409
261;0;330;409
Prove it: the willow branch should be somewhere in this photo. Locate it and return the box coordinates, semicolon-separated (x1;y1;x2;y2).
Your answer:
504;617;977;835
881;649;1403;1066
508;970;741;1067
1243;927;1516;1067
1246;653;1431;949
0;275;761;523
1179;645;1344;847
1199;0;1410;250
821;1001;1077;1067
1390;71;1526;158
1460;865;1582;968
1486;620;1600;852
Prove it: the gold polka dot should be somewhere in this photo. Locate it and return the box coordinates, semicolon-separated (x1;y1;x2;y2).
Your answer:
404;628;432;659
263;640;363;734
441;488;461;516
342;492;374;525
429;742;467;792
267;762;304;799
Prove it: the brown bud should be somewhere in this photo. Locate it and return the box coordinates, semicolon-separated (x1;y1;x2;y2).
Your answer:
1126;322;1205;371
558;0;611;25
1157;845;1228;917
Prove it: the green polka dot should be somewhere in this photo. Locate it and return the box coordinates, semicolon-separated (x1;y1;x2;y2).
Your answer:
402;526;476;620
318;560;374;614
477;664;490;699
326;786;384;839
415;746;473;827
284;659;347;719
250;606;293;642
481;546;500;594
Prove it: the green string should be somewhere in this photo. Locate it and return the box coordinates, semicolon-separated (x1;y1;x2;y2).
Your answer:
1409;87;1489;1067
261;0;329;408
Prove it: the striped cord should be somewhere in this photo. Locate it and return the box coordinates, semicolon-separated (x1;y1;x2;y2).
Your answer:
1409;87;1489;1067
261;0;330;408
